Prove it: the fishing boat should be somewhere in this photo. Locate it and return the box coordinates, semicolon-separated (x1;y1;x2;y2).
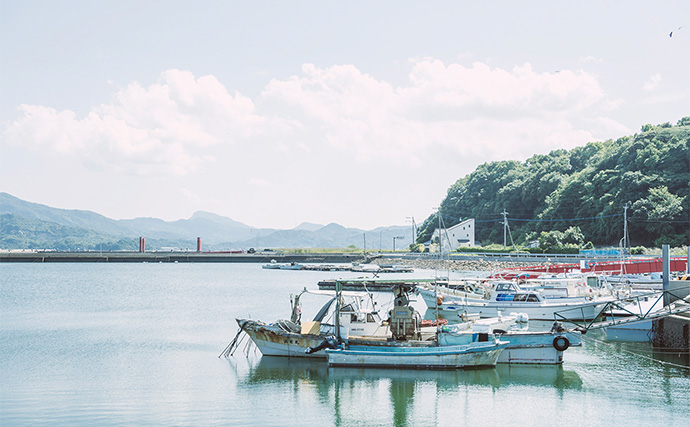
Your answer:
417;279;490;308
433;281;614;320
325;339;507;369
324;283;508;369
232;288;389;358
438;320;582;365
262;260;306;270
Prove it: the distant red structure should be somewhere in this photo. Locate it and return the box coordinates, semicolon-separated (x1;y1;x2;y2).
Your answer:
139;237;145;252
197;237;201;253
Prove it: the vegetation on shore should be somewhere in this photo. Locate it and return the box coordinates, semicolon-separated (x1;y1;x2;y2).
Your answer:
417;118;690;249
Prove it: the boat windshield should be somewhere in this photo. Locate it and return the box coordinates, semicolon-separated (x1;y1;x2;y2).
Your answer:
512;293;540;302
495;282;518;292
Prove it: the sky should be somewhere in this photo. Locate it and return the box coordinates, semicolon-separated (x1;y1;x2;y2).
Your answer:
1;1;688;230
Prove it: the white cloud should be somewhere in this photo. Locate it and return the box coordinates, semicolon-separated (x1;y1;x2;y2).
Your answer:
3;61;623;179
3;69;266;175
642;73;662;91
261;60;619;164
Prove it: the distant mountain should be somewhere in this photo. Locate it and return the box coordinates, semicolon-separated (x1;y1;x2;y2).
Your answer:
233;223;414;251
0;213;136;251
0;192;263;248
0;192;137;237
0;193;410;250
120;211;265;243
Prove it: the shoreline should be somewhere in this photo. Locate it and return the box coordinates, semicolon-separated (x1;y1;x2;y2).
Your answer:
371;257;544;272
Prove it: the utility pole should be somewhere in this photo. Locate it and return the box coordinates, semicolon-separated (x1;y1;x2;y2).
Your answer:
501;209;509;249
437;210;442;254
623;202;629;253
407;216;416;247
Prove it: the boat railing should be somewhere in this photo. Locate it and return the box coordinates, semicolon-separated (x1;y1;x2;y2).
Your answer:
554;284;690;331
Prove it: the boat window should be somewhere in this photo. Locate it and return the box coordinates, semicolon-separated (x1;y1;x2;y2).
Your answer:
513;294;527;302
367;313;376;323
350;314;364;323
527;294;540;302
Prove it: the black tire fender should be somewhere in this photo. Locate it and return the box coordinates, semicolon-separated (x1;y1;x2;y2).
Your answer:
553;335;570;351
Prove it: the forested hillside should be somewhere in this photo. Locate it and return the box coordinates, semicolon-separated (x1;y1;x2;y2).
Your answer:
417;118;690;248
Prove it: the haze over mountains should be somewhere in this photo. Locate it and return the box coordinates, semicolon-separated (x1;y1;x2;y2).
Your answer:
0;193;412;251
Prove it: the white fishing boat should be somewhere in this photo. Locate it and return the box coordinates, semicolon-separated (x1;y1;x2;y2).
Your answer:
232;289;389;358
434;282;614;320
518;274;615;300
602;291;664;342
438;321;582;365
262;261;306;270
417;279;490;308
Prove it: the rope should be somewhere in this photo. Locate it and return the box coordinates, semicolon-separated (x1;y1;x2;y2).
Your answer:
579;333;690;370
219;321;249;358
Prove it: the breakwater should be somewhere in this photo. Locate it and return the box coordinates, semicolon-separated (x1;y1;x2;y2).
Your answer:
0;251;542;269
0;251;372;264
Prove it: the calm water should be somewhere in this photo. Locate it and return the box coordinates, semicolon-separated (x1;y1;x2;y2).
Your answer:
1;263;689;426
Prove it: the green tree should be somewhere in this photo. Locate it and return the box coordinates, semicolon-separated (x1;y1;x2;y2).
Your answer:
419;119;689;248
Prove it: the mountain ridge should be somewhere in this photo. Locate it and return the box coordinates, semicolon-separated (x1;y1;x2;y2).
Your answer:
0;193;411;250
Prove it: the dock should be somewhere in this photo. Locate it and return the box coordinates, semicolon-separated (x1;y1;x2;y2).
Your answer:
317;278;424;291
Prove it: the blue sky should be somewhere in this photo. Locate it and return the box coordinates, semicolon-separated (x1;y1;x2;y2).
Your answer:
1;1;688;229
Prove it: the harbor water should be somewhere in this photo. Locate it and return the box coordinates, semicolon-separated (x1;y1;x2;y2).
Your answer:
1;263;689;426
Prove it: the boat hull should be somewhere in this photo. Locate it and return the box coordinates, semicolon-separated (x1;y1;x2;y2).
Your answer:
498;331;582;364
325;342;506;369
238;319;329;358
437;301;609;320
439;330;581;364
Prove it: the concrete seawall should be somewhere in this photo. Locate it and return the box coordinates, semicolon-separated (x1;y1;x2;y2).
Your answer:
0;251;372;264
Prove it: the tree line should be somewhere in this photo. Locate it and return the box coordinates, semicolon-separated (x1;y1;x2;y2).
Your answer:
417;118;690;249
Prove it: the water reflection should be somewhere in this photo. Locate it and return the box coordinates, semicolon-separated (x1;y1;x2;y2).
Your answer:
239;355;582;392
234;356;583;426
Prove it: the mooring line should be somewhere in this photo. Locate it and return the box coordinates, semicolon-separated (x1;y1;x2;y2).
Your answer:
580;334;690;370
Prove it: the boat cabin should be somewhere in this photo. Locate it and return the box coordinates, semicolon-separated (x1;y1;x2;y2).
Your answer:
492;282;544;303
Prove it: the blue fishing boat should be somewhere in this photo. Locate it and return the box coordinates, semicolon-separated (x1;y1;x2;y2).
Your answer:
326;334;507;369
324;283;508;369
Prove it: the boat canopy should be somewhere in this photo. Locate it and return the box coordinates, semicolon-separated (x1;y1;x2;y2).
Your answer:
312;297;336;322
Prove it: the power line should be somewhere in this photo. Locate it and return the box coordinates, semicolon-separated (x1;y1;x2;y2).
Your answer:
629;219;690;224
508;214;623;222
438;211;623;224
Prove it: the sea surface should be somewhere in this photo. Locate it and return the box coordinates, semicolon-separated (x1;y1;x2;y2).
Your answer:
1;263;689;426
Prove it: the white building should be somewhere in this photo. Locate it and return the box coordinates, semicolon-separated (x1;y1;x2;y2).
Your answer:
433;218;475;251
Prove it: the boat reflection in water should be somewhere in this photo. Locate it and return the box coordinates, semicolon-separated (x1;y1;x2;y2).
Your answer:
235;355;583;426
239;355;583;390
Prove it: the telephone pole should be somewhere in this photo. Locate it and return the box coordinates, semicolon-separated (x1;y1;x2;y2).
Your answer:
407;216;416;246
438;211;442;253
501;209;509;249
623;203;629;253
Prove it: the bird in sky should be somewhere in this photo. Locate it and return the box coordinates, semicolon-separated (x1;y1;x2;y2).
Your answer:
669;26;683;37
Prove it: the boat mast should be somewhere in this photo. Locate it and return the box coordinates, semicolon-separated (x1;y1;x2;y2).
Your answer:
335;279;341;341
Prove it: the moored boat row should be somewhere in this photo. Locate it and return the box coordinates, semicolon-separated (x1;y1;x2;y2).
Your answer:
223;277;590;369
